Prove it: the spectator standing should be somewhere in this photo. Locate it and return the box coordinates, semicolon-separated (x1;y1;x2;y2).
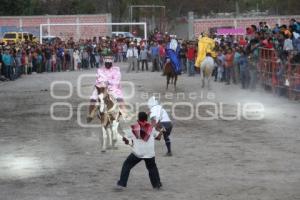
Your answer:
51;51;57;72
122;42;128;62
27;51;33;74
44;46;52;72
216;50;225;82
139;45;149;71
248;53;257;90
158;43;165;71
37;51;43;73
95;51;100;68
56;45;64;71
15;50;22;78
2;49;14;80
179;43;187;73
117;42;123;62
82;49;89;69
126;42;139;73
0;49;3;78
150;42;159;72
233;48;241;84
238;51;249;89
186;43;197;76
21;51;26;75
73;49;81;71
224;48;234;85
64;49;71;71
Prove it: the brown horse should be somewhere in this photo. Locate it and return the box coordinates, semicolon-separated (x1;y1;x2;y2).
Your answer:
164;61;178;91
87;85;121;152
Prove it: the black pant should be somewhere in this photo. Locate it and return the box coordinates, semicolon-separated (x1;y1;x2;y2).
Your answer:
160;122;172;153
117;153;161;188
141;59;148;71
152;56;159;72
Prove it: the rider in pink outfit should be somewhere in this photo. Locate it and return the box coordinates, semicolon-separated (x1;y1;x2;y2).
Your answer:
87;56;127;121
90;63;124;101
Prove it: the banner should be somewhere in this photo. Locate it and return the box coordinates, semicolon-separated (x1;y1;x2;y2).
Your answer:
217;28;245;36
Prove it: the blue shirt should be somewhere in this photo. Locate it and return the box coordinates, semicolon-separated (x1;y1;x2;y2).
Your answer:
2;54;13;66
150;46;159;56
239;55;248;71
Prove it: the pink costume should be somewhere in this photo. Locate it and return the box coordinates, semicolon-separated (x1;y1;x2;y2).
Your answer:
90;66;124;100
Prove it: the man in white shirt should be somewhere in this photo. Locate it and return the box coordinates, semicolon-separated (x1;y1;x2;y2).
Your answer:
148;96;173;156
126;42;139;73
283;36;294;51
116;112;162;190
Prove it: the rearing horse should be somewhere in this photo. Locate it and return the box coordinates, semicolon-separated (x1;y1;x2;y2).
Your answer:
88;84;121;152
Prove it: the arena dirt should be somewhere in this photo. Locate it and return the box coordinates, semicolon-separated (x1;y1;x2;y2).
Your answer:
0;63;300;200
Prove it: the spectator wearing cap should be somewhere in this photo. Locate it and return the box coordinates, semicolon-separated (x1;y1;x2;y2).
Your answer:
126;42;139;73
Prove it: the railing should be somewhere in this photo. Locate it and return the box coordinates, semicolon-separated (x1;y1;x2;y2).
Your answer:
258;48;300;100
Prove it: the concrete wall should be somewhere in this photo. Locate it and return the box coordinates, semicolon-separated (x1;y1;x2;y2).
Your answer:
0;14;112;40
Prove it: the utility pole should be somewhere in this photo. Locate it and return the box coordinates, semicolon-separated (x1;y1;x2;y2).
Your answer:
235;0;240;17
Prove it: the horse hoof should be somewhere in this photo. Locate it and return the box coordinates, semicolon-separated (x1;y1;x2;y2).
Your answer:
101;150;106;153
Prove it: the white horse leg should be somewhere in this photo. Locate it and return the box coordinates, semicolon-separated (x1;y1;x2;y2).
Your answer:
207;72;211;90
112;121;119;149
101;127;107;152
106;127;113;149
201;69;205;88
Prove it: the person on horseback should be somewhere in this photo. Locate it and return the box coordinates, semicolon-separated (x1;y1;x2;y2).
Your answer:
165;35;182;75
87;55;127;122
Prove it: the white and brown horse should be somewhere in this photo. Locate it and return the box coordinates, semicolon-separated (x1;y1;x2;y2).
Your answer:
87;85;121;152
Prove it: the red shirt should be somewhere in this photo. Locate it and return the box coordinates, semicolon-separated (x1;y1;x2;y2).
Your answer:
239;38;247;47
265;42;274;49
186;47;196;60
225;53;234;68
159;45;165;56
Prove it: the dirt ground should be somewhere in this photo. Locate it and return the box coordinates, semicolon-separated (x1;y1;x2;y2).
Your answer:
0;63;300;200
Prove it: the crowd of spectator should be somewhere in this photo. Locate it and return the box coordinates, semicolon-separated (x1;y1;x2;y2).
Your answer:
176;18;300;98
0;18;299;100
